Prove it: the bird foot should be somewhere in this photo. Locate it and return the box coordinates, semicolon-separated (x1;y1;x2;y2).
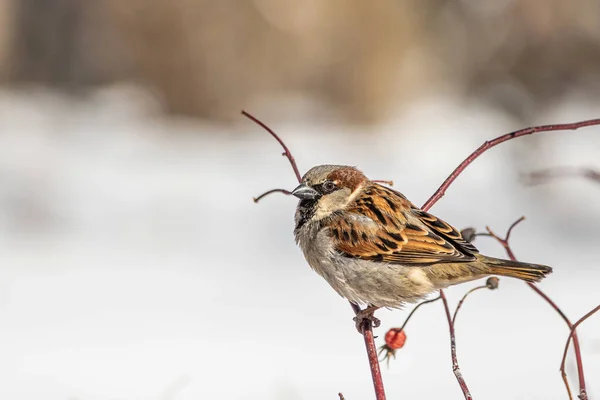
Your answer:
353;307;381;333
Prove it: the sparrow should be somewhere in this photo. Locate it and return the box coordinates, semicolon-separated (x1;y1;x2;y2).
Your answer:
292;165;552;331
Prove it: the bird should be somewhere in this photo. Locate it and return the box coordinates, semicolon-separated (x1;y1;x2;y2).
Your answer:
292;165;552;331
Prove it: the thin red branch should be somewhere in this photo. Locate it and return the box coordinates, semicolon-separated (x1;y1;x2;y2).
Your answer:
504;216;525;242
351;303;386;400
420;119;600;399
560;305;600;400
440;290;473;400
486;221;587;400
398;295;441;333
524;282;584;400
242;110;302;183
452;285;487;326
421;119;600;211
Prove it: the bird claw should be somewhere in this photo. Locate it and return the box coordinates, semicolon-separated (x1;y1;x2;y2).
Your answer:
353;309;381;333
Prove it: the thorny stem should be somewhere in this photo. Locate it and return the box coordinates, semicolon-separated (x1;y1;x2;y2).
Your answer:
421;118;600;211
242;110;303;183
486;220;588;400
452;286;487;326
440;290;473;400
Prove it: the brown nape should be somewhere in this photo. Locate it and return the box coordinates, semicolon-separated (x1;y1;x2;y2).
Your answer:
328;167;367;191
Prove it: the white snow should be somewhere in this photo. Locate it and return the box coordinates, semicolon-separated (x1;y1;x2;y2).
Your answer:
0;87;598;400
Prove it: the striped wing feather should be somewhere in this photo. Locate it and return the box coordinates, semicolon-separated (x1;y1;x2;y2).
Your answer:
331;184;478;266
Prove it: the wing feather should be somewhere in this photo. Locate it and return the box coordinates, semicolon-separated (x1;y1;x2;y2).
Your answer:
331;184;478;266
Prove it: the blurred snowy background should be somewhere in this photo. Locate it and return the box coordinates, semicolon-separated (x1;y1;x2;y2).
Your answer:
0;1;599;399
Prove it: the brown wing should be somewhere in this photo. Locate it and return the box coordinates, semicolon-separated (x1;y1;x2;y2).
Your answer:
330;184;478;266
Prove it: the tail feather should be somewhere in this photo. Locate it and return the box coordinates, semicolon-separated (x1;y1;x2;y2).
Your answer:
482;256;552;283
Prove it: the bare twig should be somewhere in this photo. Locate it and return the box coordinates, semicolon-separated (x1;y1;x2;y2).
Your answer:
253;188;292;203
452;285;487;326
504;216;525;241
398;295;441;333
485;219;587;400
421;119;600;211
420;119;600;399
522;166;600;186
242;110;302;183
560;305;600;400
440;290;473;400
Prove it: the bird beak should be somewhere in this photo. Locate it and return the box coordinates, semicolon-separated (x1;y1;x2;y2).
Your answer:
291;184;320;200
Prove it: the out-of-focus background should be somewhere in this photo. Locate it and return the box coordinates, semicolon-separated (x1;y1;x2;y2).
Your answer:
0;1;599;399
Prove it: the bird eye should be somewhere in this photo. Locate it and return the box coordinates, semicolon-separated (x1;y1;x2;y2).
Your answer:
321;180;337;193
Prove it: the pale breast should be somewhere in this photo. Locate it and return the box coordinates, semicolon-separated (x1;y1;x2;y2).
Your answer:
295;220;437;308
295;222;351;297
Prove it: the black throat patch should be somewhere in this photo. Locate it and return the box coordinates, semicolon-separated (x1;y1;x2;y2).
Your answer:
295;199;318;230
